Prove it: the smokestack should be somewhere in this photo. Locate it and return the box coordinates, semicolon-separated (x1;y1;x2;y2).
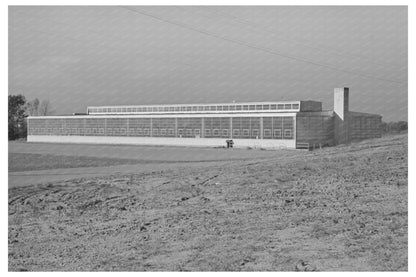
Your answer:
333;87;350;145
334;87;349;120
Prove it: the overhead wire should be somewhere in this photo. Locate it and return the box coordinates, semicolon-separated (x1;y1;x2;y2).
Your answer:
205;7;406;70
119;6;406;85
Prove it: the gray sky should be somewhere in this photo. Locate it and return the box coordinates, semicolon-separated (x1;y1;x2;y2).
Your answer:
9;6;407;121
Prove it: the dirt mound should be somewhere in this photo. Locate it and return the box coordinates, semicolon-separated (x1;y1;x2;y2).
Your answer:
8;134;408;271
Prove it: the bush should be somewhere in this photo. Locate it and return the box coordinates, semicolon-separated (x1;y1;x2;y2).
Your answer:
381;121;407;134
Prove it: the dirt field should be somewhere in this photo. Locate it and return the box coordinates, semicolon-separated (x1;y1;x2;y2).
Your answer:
8;142;294;188
8;134;408;271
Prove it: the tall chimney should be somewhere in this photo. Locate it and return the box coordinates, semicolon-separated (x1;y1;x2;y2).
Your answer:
334;87;349;120
333;87;350;144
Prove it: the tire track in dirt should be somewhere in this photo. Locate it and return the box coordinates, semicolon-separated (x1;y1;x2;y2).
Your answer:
8;134;408;271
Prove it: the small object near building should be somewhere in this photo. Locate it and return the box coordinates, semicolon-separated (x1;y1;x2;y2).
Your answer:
27;88;382;149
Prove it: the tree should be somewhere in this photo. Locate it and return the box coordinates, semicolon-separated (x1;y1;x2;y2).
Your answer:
8;94;27;140
25;98;54;116
380;120;408;134
25;98;40;116
396;121;408;132
38;100;51;116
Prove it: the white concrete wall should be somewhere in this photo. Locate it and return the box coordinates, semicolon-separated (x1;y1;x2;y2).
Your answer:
27;135;296;149
334;87;350;145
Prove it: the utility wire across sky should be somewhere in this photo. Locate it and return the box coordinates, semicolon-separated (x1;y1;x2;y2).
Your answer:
204;7;406;70
120;6;406;85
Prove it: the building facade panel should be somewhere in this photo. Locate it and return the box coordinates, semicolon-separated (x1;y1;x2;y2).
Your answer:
26;88;382;149
296;114;335;147
349;114;382;141
27;135;296;149
28;114;296;148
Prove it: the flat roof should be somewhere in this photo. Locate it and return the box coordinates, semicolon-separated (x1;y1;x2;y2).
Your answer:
86;101;324;115
87;101;307;109
28;112;299;119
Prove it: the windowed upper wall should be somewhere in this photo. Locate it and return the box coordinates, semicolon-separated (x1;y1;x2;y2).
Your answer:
87;102;301;115
28;116;295;140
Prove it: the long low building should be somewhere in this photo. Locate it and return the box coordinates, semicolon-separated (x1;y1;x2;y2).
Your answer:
27;87;382;149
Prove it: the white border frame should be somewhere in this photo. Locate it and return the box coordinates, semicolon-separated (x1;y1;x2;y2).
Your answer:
3;2;413;276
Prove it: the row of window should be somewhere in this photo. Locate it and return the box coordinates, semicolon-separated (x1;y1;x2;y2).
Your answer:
29;117;292;128
28;127;293;139
351;117;380;130
29;116;295;139
88;103;300;114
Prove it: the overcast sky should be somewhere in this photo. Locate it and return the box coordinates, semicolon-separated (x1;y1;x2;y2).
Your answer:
9;6;407;121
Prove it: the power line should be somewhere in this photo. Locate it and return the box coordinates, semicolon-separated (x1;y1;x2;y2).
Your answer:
120;6;406;85
206;7;406;71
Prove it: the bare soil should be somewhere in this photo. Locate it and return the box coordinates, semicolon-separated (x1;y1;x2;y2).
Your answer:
8;134;408;271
